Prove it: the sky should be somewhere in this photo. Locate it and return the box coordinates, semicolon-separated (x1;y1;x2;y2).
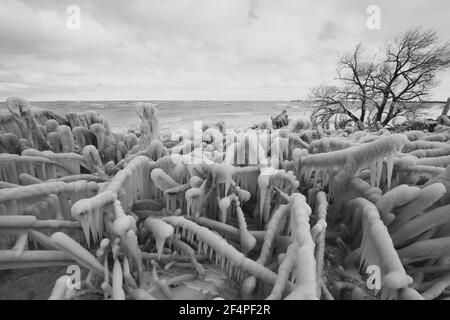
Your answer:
0;0;449;101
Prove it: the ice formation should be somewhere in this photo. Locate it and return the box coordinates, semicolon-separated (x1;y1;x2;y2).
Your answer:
1;97;450;300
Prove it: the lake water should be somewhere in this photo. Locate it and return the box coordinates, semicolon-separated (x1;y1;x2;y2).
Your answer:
1;100;313;134
0;100;444;134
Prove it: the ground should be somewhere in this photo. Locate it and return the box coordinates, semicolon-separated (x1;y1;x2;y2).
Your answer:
0;243;377;300
0;267;67;300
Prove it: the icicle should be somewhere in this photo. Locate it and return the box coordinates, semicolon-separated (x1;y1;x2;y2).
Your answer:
237;270;242;282
87;210;96;243
168;235;174;249
386;153;394;189
227;261;232;277
218;196;232;223
143;217;174;259
236;205;256;254
221;257;226;270
257;168;271;223
80;214;91;247
112;258;125;300
98;209;104;241
197;240;203;254
155;238;164;259
112;239;120;260
304;166;313;181
375;158;383;187
313;169;319;186
370;161;377;187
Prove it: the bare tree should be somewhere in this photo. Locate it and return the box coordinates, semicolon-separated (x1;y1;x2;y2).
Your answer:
311;44;376;129
311;28;450;128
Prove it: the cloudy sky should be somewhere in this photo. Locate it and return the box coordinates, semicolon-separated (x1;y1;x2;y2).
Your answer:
0;0;449;101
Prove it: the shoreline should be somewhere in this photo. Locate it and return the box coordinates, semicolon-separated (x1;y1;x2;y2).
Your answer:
1;99;445;135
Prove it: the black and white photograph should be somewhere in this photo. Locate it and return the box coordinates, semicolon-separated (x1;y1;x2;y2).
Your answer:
0;0;450;305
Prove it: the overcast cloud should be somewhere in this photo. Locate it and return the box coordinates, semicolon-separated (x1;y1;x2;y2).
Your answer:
0;0;449;101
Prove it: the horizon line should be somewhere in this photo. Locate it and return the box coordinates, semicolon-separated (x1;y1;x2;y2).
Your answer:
1;99;447;104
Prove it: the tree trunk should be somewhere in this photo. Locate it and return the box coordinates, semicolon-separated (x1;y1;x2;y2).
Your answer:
359;99;366;123
382;114;393;126
375;107;384;123
382;101;397;126
375;91;390;123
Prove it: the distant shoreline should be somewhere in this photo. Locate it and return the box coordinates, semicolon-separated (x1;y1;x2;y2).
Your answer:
0;99;447;104
0;99;446;134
